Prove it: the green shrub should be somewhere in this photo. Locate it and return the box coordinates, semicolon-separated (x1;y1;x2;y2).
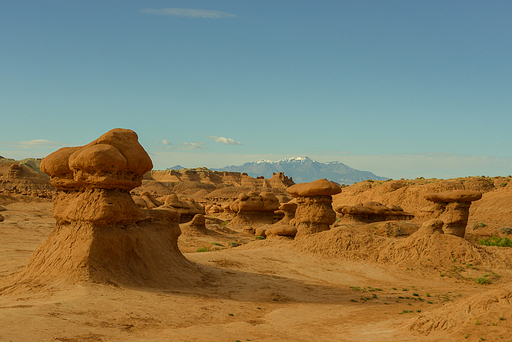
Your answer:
476;277;490;285
498;226;512;235
254;236;266;240
479;236;512;247
196;247;210;252
472;222;487;229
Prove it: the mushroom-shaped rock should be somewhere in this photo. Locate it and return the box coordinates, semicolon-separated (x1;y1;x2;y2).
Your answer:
287;179;341;239
230;191;280;226
17;129;196;288
334;201;414;223
423;190;482;238
160;194;204;223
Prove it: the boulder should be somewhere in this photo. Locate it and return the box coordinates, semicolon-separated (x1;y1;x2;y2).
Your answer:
265;224;297;239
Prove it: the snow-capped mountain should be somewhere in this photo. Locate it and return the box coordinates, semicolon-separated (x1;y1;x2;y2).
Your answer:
214;156;387;185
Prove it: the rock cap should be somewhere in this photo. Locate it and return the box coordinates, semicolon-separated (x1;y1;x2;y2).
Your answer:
424;190;482;203
287;179;341;197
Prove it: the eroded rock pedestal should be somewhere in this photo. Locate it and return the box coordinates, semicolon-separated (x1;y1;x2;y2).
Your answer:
288;179;341;239
423;190;482;238
335;201;414;223
229;191;281;226
16;128;195;288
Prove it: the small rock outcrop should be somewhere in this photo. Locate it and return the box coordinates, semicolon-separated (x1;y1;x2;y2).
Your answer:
423;190;482;238
276;201;297;225
335;201;414;222
287;179;341;239
180;214;216;237
265;224;297;239
415;219;444;236
229;191;281;226
159;194;205;223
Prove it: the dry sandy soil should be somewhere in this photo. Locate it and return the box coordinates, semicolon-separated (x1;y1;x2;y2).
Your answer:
1;193;512;342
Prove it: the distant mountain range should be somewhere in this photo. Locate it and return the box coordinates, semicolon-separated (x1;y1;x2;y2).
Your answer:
207;156;387;185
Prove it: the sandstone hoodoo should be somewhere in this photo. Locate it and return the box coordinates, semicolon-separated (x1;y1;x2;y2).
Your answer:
17;128;196;288
180;214;216;237
276;201;297;225
335;201;414;223
229;191;281;226
287;178;341;239
160;194;205;223
423;190;483;238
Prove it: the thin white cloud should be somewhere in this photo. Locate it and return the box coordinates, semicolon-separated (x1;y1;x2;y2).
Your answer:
141;8;237;19
207;135;242;145
179;142;207;150
8;139;62;149
160;142;207;150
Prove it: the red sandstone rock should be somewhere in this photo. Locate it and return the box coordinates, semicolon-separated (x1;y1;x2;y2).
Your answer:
423;190;482;238
287;178;341;197
18;128;195;287
424;190;483;203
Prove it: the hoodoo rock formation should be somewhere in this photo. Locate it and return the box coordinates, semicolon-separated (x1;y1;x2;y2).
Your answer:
159;194;205;223
16;128;196;287
287;178;341;239
335;201;414;223
180;214;216;237
229;191;281;226
423;190;483;238
276;201;297;225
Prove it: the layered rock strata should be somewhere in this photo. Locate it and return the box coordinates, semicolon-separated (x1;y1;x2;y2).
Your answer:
229;191;281;226
16;128;195;287
287;179;341;239
335;201;414;222
423;190;482;238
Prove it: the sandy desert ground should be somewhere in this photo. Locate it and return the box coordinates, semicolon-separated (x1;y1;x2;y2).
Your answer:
1;191;512;342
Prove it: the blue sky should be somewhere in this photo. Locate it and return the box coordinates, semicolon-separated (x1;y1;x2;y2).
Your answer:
1;1;511;179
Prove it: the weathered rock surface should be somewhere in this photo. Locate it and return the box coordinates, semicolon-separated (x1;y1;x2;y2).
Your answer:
276;201;297;225
0;160;54;197
335;201;414;222
180;214;217;237
422;190;483;238
265;224;297;239
288;179;341;239
229;191;281;226
16;128;196;287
